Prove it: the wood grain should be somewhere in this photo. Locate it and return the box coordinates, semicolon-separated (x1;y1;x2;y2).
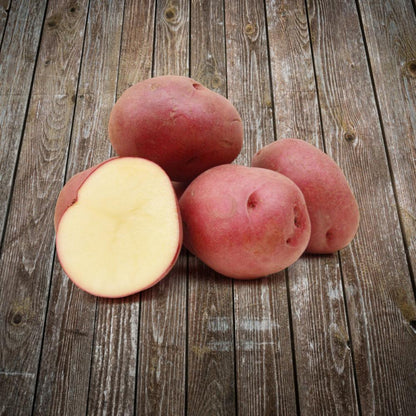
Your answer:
306;0;416;414
0;0;46;241
190;0;227;93
117;0;156;93
0;0;11;44
87;296;139;416
185;2;236;415
224;0;297;414
153;0;190;76
265;1;359;414
137;258;188;416
186;265;236;416
233;276;298;416
224;0;274;167
357;0;416;286
135;1;189;415
289;257;359;415
0;1;89;414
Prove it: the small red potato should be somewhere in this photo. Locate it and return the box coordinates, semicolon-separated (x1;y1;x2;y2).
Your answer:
179;165;311;279
252;138;360;253
108;75;243;182
55;157;182;298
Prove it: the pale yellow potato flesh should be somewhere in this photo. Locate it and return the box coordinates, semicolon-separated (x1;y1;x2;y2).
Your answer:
57;158;180;297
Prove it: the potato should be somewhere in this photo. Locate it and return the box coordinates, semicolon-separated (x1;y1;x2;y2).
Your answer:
55;157;182;298
252;139;359;253
179;165;311;278
108;75;243;182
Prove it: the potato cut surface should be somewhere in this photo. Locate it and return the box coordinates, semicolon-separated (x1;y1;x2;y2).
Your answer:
56;158;180;297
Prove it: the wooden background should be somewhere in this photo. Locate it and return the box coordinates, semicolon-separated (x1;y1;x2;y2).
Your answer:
1;0;415;415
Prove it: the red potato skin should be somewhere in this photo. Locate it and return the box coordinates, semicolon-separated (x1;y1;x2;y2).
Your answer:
54;157;183;298
108;76;243;182
179;165;311;279
252;139;360;254
54;164;101;232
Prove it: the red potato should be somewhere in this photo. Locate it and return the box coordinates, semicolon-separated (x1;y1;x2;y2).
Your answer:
108;75;243;182
179;165;311;279
252;138;360;253
55;157;182;298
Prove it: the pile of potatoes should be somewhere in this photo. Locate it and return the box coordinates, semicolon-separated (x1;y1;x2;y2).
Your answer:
55;75;359;297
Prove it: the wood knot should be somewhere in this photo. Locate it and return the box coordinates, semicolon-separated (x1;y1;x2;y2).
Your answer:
344;131;356;142
46;13;62;28
277;4;288;18
211;75;222;89
245;23;257;36
165;6;176;21
12;312;23;325
78;92;93;102
405;60;416;78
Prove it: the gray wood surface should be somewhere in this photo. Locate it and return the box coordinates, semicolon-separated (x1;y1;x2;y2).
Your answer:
0;1;11;41
357;0;416;286
0;0;46;240
307;0;416;414
1;1;415;415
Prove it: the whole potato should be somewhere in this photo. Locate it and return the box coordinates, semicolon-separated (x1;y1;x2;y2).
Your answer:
108;76;243;182
252;139;360;253
179;165;311;279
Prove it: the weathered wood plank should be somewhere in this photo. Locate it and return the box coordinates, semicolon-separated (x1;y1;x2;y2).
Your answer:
233;277;297;416
224;0;274;167
0;0;46;243
137;259;188;416
187;265;235;416
136;1;189;415
117;0;156;93
306;0;416;414
265;1;360;414
190;0;227;93
357;0;416;287
87;296;139;416
152;0;189;76
224;0;297;414
186;1;236;415
32;1;126;415
32;281;96;416
0;0;11;44
289;257;359;415
0;1;90;414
